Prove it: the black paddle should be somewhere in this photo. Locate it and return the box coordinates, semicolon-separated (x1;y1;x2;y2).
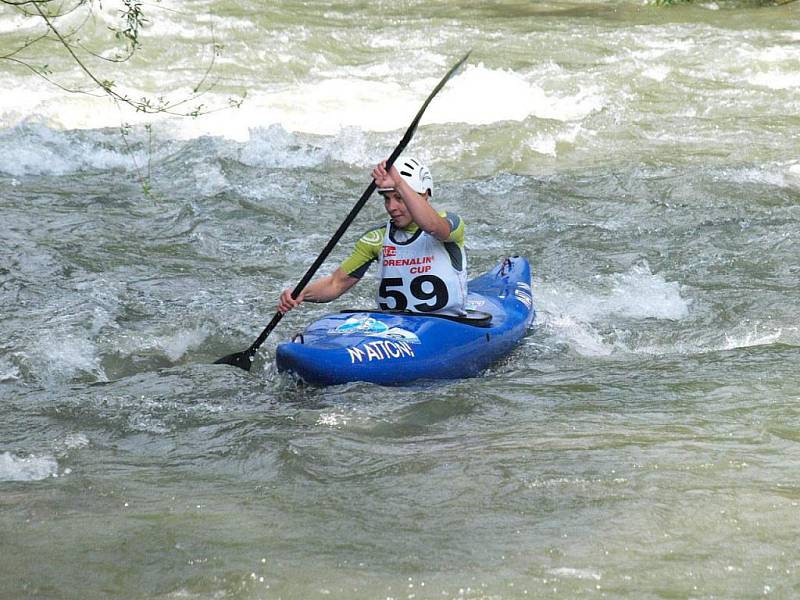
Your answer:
215;50;472;371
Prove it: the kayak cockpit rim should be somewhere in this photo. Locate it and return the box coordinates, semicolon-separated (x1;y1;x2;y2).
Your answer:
338;308;493;328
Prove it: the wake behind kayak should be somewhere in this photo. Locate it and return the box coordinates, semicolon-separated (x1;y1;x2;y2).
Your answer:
276;256;535;385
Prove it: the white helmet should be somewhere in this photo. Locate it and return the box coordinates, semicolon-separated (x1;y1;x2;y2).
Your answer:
378;157;433;196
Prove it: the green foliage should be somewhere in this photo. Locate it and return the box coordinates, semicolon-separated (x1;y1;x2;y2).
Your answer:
110;0;148;52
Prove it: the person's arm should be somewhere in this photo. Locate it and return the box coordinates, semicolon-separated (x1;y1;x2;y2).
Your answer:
372;161;452;241
277;267;359;313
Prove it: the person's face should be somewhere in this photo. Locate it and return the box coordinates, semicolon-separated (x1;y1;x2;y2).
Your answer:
382;190;414;228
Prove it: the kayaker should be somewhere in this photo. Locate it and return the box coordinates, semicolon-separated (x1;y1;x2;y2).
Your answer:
277;157;467;316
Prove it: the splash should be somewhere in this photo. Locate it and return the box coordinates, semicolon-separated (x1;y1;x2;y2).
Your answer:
156;329;209;362
316;411;351;428
0;452;59;482
542;262;689;323
240;124;328;169
546;314;614;357
788;163;800;182
0;358;20;382
602;263;691;321
114;328;209;362
722;329;783;351
0;122;140;177
537;262;691;356
36;334;108;384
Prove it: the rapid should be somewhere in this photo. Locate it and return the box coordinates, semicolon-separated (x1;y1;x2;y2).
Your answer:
1;1;799;598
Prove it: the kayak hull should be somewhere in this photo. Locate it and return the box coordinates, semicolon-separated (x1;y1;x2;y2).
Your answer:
275;256;535;386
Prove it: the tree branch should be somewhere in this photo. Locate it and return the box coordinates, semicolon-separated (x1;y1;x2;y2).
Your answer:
1;0;245;117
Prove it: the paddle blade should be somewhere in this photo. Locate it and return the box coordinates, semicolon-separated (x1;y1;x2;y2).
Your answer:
213;349;254;371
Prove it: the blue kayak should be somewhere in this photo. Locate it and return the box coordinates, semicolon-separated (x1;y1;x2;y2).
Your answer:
275;256;535;385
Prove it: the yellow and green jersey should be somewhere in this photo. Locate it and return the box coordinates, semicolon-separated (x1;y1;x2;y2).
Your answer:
340;212;465;279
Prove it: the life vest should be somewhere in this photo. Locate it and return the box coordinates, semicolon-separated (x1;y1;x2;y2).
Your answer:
376;221;466;316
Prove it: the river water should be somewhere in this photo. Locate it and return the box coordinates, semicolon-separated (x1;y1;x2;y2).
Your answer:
2;1;799;598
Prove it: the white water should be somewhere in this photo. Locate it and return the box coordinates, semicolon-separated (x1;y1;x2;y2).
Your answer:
3;2;800;599
0;452;59;482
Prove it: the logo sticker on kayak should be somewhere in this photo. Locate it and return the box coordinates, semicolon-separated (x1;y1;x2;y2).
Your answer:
334;316;388;335
332;316;420;364
514;282;533;309
332;316;420;344
466;297;487;311
346;339;415;364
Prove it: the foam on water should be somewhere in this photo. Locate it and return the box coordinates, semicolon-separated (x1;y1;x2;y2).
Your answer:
0;120;369;177
10;275;128;384
0;357;20;382
526;124;583;157
0;12;40;34
746;70;800;91
547;567;603;581
240;123;380;172
111;328;210;363
545;314;615;357
787;163;800;183
425;64;605;126
605;264;691;321
0;122;140;177
192;160;229;197
0;61;605;143
542;262;690;324
707;321;797;354
239;124;328;169
36;334;107;384
316;411;351;429
154;329;210;362
0;107;599;180
635;322;796;358
641;64;671;82
722;328;783;351
0;452;59;482
233;64;603;137
57;433;91;452
536;263;691;356
720;162;800;191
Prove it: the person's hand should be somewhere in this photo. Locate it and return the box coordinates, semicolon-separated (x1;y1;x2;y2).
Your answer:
372;160;399;189
277;288;304;313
